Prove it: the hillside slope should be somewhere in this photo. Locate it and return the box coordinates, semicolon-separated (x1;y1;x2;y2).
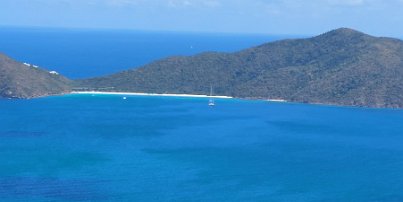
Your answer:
78;28;403;108
0;54;71;98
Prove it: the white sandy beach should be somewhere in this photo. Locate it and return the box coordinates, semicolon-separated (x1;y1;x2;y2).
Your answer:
71;91;233;99
267;99;287;102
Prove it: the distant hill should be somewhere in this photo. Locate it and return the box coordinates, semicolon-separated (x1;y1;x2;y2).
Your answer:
77;28;403;108
0;53;71;98
2;28;403;108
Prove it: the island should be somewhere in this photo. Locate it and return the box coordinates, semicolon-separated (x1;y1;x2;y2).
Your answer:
1;28;403;108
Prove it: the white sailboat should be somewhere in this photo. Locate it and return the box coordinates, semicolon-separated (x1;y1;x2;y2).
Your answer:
208;86;215;106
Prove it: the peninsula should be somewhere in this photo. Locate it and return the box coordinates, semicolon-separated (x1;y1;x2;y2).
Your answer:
1;28;403;108
77;28;403;108
0;53;71;98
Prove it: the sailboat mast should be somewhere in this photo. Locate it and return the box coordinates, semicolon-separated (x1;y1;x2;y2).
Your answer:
210;85;213;96
208;85;215;106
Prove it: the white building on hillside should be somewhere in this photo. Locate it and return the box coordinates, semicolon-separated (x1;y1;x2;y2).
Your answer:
49;71;59;75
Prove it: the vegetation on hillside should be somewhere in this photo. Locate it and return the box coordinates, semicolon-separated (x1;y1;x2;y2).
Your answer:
0;54;71;98
77;28;403;108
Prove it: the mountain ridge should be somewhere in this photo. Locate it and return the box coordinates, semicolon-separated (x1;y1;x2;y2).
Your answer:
0;53;71;98
77;28;403;108
1;27;403;108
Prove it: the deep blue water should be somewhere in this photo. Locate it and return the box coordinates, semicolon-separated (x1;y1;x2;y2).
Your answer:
1;95;403;201
0;27;290;79
1;27;403;201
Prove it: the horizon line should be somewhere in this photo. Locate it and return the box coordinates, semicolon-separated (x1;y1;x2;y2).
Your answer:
0;24;309;37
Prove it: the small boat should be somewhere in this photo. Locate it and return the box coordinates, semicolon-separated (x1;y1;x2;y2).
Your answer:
208;98;215;106
208;86;215;106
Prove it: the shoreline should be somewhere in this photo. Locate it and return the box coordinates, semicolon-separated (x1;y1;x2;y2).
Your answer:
267;99;287;103
71;91;233;99
5;92;401;110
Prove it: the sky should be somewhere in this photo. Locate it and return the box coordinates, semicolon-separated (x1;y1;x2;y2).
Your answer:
1;0;403;36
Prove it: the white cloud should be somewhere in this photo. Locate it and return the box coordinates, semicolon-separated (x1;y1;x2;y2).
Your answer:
3;0;403;35
202;0;221;8
167;0;192;8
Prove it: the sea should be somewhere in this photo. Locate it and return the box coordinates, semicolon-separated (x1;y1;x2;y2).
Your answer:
1;27;403;201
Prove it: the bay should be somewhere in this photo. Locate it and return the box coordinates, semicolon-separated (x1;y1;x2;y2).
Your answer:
0;95;403;201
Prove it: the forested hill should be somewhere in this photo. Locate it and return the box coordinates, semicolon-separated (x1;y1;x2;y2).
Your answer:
0;53;71;98
77;28;403;108
2;28;403;108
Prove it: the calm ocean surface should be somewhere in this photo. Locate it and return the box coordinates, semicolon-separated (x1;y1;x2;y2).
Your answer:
1;28;403;201
1;95;403;201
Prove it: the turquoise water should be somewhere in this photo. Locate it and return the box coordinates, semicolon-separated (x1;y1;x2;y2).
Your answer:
1;95;403;201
